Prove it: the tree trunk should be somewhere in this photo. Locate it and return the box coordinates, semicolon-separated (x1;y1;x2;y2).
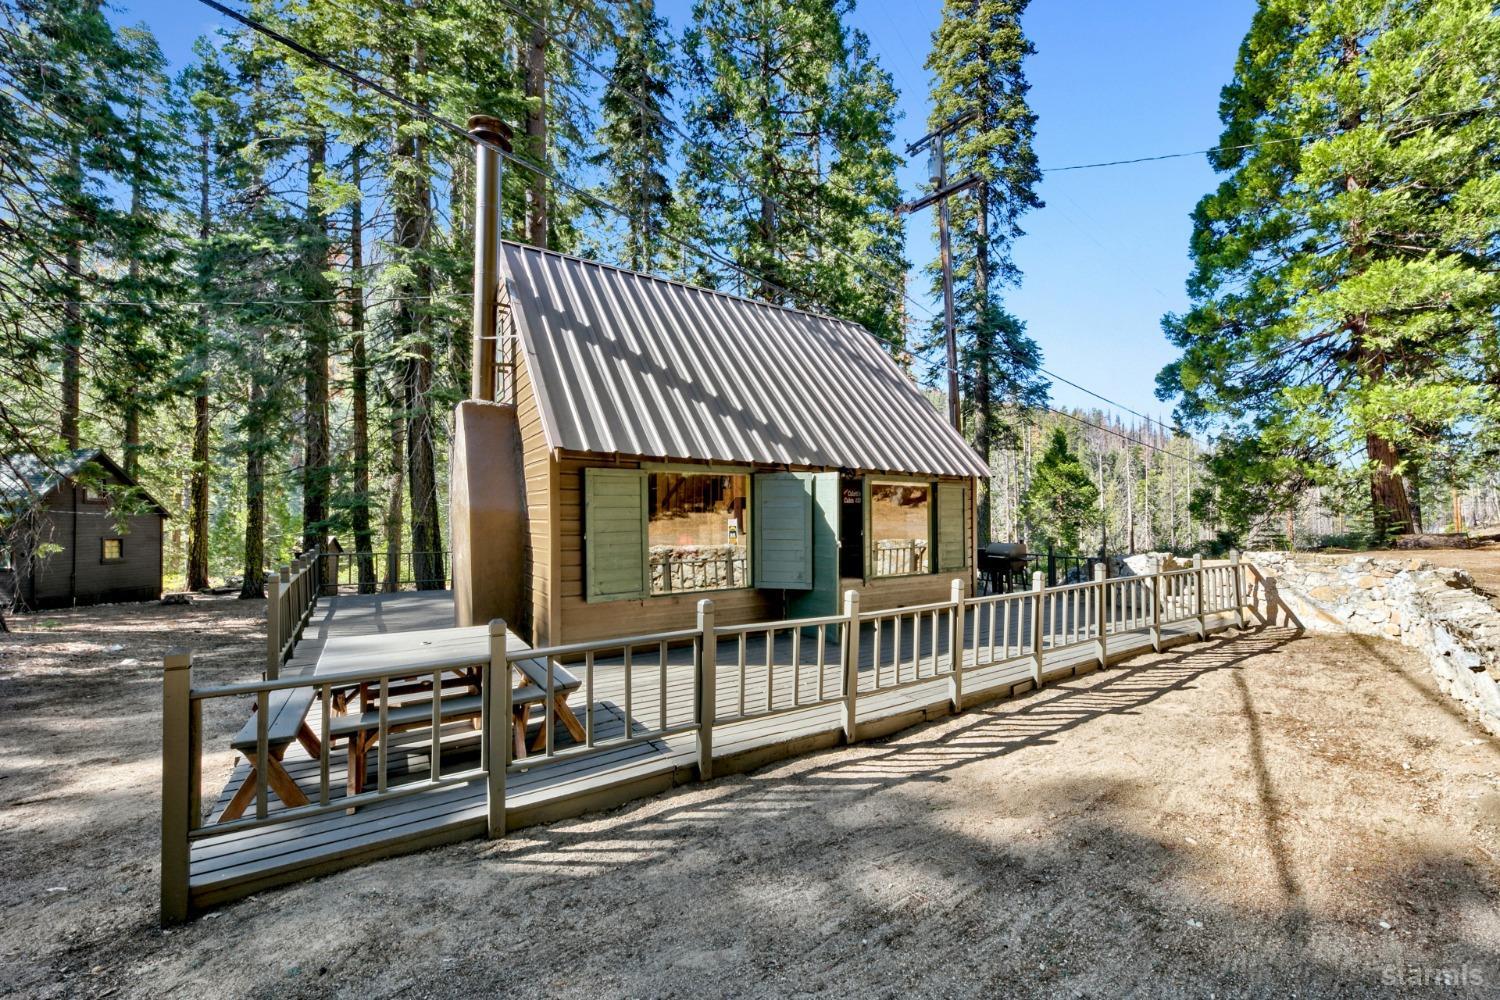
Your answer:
973;185;994;543
240;364;267;600
122;97;146;478
60;139;83;450
1367;433;1414;538
349;146;376;593
390;37;445;591
524;2;549;248
301;131;333;552
186;130;212;591
382;394;405;593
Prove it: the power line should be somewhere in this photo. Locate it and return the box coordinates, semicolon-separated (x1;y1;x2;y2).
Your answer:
199;0;1230;465
1042;103;1495;173
1037;366;1209;449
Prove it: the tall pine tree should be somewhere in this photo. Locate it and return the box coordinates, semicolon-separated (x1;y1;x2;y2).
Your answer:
593;0;674;272
1159;0;1500;541
926;0;1048;543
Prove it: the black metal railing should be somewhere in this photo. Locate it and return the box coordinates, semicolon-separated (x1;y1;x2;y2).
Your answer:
323;550;448;593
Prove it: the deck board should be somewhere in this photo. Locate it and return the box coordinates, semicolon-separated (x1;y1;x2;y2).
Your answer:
188;587;1242;913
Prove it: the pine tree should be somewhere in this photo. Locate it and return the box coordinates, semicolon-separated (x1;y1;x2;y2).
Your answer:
681;0;908;337
1159;0;1500;541
926;0;1048;543
594;0;674;272
1021;429;1100;554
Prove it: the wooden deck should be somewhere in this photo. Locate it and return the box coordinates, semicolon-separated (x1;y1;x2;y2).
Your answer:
188;590;1245;912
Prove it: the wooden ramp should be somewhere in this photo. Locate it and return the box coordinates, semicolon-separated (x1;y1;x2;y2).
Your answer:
188;590;1239;913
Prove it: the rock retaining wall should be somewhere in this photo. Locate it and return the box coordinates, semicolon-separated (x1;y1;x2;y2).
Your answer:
1247;550;1500;735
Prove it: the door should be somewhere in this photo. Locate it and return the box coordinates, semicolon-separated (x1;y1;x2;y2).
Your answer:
787;472;840;618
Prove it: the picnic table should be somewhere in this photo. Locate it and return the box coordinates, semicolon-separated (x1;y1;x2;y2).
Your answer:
219;625;587;819
313;625;585;796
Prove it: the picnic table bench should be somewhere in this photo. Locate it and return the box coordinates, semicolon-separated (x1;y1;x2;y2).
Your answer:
219;625;593;812
219;686;322;823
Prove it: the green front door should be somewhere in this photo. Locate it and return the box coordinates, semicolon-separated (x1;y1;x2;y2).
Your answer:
787;472;840;618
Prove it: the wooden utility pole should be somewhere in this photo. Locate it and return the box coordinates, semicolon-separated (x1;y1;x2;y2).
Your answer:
901;112;978;432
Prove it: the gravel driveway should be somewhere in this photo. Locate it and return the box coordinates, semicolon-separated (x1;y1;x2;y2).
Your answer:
2;601;1499;998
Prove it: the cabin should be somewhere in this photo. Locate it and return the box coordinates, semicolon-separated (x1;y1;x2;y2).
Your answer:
0;448;167;610
450;241;986;647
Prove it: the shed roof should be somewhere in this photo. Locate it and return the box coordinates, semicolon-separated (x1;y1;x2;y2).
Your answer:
0;448;168;515
500;241;988;479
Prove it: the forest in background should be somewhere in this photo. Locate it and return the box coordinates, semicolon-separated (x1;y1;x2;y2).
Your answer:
3;0;1497;597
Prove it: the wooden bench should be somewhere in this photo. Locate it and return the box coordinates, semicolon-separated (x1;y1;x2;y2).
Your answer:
331;657;586;797
219;686;322;823
512;657;586;752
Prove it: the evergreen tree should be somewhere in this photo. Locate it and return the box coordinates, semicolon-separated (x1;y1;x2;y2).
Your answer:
681;0;908;344
593;0;674;272
925;0;1048;542
1021;429;1100;554
1158;0;1500;541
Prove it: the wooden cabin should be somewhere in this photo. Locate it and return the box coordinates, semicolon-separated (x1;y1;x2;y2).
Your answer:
0;448;167;610
451;241;986;647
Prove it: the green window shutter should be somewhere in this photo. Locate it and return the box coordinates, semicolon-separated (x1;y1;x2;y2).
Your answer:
753;473;813;590
584;468;648;601
936;481;968;571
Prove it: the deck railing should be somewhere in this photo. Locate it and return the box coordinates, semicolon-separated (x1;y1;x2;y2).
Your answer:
265;545;321;680
322;550;448;594
162;550;1249;923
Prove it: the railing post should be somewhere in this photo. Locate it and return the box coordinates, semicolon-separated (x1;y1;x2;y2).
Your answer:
1231;550;1246;630
486;618;510;838
161;647;195;926
1151;559;1163;653
321;545;339;597
280;565;294;643
948;579;965;712
1031;571;1045;689
1094;563;1108;670
265;571;281;680
696;599;716;781
1193;553;1206;639
841;590;860;743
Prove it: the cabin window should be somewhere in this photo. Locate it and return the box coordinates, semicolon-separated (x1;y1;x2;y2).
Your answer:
101;538;123;562
870;482;930;577
647;472;749;594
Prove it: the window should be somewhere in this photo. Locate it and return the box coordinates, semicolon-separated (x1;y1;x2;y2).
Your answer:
101;538;123;562
647;472;749;594
870;482;930;577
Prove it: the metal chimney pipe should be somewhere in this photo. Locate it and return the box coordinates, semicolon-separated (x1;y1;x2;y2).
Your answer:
467;115;512;401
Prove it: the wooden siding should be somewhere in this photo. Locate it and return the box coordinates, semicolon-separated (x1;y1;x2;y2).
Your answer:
24;482;163;608
550;452;975;645
514;351;554;646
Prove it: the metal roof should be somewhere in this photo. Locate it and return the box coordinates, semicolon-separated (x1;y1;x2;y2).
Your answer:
500;241;988;479
0;448;168;514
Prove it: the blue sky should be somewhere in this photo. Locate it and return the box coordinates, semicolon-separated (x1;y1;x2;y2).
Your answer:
113;0;1254;423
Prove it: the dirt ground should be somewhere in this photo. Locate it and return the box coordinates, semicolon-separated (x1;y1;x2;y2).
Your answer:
4;600;1500;998
1387;545;1500;597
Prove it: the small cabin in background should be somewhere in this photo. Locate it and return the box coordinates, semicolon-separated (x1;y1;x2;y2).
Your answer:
452;242;984;647
0;448;167;610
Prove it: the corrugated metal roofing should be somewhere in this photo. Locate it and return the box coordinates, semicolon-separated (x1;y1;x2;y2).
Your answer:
499;241;988;479
0;448;167;514
0;449;103;505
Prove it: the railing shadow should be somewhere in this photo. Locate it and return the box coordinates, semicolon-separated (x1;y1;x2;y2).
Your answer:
490;626;1297;870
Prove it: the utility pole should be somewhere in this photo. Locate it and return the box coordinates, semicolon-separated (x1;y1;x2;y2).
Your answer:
901;112;979;431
